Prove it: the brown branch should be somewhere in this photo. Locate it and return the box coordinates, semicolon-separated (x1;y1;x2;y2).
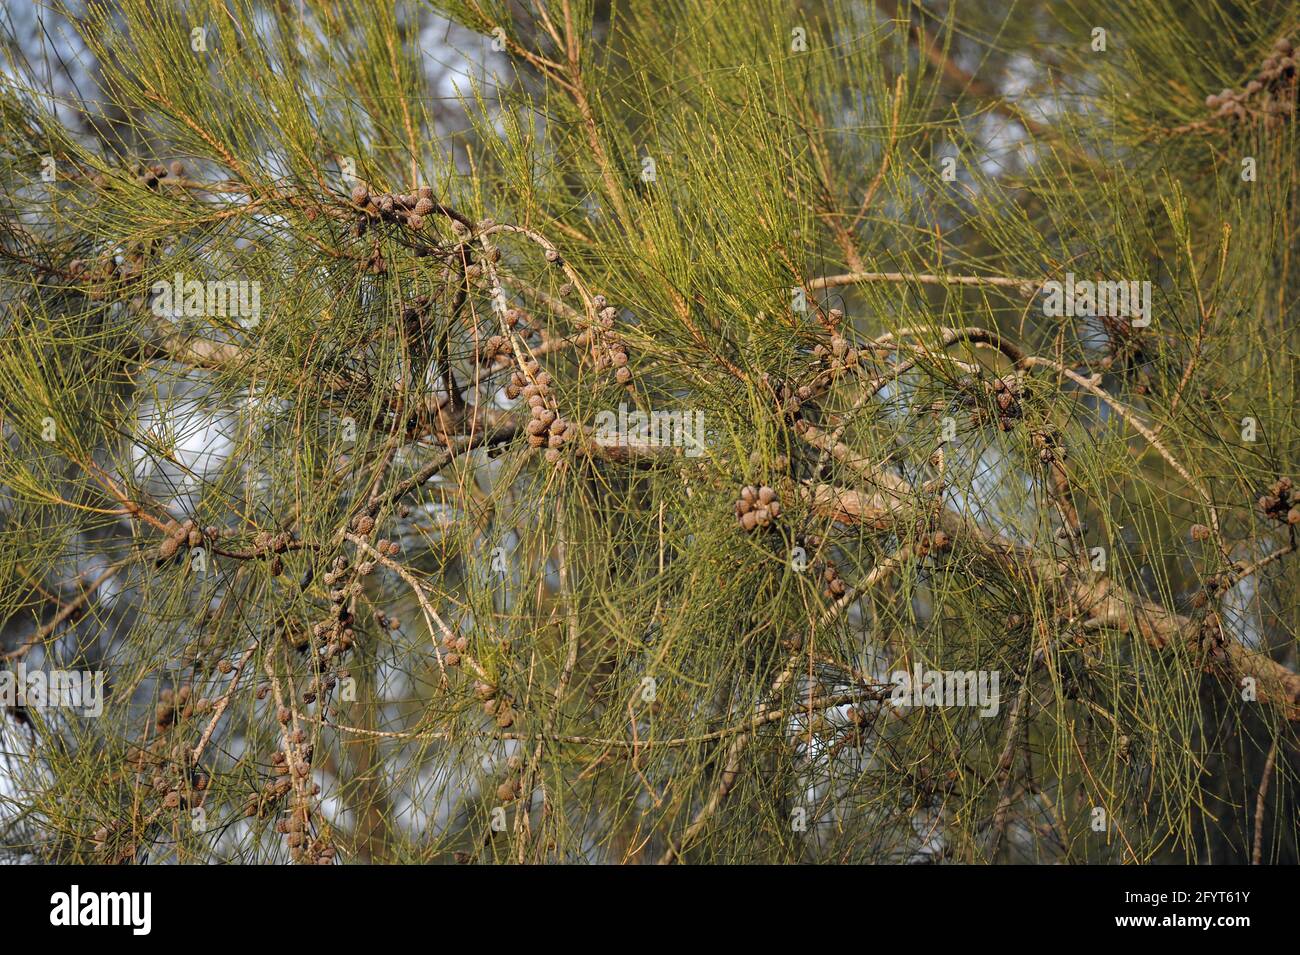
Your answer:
1252;737;1279;865
809;271;1041;296
794;413;1300;720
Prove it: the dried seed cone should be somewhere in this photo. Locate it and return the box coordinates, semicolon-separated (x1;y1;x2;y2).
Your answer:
821;561;847;599
736;486;780;531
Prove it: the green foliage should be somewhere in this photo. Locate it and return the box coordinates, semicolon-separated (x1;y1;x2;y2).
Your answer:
0;0;1296;864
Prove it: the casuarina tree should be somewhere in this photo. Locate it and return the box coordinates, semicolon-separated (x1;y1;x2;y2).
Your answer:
0;0;1297;864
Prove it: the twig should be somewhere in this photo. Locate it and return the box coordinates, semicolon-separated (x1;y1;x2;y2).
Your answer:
808;271;1041;296
1252;737;1279;865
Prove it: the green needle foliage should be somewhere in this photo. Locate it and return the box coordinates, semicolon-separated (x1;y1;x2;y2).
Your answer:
0;0;1296;864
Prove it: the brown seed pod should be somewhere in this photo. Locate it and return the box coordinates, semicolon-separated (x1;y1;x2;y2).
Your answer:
1190;523;1211;542
820;561;848;599
158;535;181;561
351;184;369;206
